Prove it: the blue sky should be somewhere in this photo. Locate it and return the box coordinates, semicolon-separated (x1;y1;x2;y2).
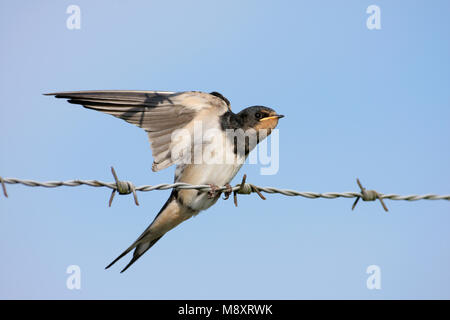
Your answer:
0;0;449;299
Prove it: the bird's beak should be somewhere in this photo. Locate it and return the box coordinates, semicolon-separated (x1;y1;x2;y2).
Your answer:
259;114;285;121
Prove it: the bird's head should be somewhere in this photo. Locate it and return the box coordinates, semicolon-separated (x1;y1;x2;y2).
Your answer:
237;106;284;133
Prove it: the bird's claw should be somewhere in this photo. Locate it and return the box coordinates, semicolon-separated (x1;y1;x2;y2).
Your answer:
208;184;219;199
222;183;233;200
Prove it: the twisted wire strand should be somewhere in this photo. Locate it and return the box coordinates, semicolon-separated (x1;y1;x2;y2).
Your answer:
1;177;449;201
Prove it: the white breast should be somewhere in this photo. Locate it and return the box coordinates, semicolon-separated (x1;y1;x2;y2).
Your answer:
175;130;246;212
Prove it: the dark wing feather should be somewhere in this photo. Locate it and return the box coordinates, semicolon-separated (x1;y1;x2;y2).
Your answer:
46;90;230;171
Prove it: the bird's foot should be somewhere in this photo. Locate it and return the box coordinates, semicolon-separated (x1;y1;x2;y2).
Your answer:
208;184;219;199
222;183;233;200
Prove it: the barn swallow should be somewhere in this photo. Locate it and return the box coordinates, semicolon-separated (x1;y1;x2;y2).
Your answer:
46;90;284;272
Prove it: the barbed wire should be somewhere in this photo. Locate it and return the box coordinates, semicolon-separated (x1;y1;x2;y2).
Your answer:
1;167;449;212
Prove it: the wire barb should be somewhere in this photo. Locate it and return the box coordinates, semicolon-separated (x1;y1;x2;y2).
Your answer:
352;178;388;212
0;176;8;198
232;174;266;207
108;167;139;207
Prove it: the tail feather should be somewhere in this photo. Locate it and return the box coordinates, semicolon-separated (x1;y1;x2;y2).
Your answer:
119;236;163;273
105;246;134;270
105;191;190;272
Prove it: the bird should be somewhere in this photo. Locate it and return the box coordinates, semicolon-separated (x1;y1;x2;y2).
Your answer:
46;90;284;272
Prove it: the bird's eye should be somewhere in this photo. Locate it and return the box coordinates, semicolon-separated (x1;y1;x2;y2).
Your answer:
255;112;262;119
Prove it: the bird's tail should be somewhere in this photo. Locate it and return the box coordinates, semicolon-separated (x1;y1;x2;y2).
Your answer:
105;191;189;273
106;235;164;273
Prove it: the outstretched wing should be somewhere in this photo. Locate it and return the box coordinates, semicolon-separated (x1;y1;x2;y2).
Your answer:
46;90;231;171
